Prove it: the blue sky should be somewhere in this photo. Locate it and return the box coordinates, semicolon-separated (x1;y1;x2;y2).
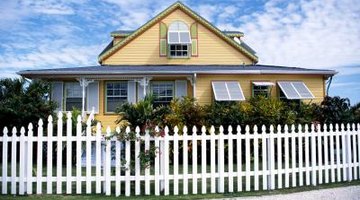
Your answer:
0;0;359;104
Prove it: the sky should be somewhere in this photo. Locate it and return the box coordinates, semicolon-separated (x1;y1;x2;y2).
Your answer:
0;0;359;104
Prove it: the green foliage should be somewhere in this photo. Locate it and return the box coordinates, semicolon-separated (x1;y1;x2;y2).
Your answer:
351;102;360;122
164;97;205;131
314;96;352;124
0;78;56;130
203;101;247;128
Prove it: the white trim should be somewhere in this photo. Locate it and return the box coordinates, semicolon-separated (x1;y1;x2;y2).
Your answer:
252;82;275;86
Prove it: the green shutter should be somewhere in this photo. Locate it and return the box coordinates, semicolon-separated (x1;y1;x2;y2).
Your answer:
190;23;198;56
159;22;167;56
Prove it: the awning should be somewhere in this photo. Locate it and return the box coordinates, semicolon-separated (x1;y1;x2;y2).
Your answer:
278;81;314;99
252;81;275;86
168;31;192;44
212;81;245;101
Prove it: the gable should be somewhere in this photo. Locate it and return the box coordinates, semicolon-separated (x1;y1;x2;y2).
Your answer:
100;2;258;65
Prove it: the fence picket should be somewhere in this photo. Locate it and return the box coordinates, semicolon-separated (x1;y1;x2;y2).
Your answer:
173;126;179;195
125;126;131;196
164;127;170;195
253;126;259;191
341;124;347;181
192;126;198;194
27;123;34;194
201;126;207;194
291;125;296;187
284;125;290;188
261;125;267;190
346;124;353;181
245;125;250;191
218;126;225;193
335;124;341;182
324;124;329;183
47;116;53;194
144;130;151;195
76;115;82;194
237;126;243;192
277;125;282;189
85;116;92;194
228;126;234;192
66;112;72;194
135;126;141;195
37;119;43;194
2;127;8;194
357;124;360;179
317;124;323;185
329;124;335;183
154;126;161;196
269;125;275;190
311;124;317;186
56;112;63;194
19;127;25;195
305;124;310;185
115;127;121;196
104;126;111;196
95;123;102;194
210;126;216;193
298;124;303;186
352;124;357;180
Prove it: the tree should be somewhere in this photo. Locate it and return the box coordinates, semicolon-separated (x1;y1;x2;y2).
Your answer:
0;78;57;130
314;96;352;124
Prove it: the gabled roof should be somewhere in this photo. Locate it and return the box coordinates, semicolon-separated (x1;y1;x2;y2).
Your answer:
18;65;337;79
98;1;258;63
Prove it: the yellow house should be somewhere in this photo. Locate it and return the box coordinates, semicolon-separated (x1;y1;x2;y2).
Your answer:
19;2;336;128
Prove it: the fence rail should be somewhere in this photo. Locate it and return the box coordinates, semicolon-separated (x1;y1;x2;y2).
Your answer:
1;112;360;196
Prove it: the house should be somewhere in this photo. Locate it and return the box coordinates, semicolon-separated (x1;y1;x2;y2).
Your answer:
18;1;336;128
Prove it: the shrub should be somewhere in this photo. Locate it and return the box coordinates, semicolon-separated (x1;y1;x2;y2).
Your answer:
314;96;352;124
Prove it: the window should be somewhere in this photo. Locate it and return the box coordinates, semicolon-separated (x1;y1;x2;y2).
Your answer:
151;82;174;106
168;21;191;58
169;44;189;57
253;85;270;98
212;81;245;101
252;82;274;98
106;81;128;113
65;82;82;111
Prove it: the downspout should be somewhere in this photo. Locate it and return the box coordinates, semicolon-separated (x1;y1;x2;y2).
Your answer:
326;76;333;96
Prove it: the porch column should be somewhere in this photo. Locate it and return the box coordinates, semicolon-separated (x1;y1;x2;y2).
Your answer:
137;77;152;98
187;73;197;99
78;78;94;118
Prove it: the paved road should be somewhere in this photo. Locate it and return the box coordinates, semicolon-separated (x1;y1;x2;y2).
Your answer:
217;185;360;200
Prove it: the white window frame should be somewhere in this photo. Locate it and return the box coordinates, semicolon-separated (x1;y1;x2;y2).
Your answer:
105;81;128;113
168;21;192;58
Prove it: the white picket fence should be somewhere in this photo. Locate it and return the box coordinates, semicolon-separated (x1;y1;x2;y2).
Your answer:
1;112;360;196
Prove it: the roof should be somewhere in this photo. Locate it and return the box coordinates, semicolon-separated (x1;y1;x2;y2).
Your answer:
18;65;337;79
98;1;258;63
110;30;244;37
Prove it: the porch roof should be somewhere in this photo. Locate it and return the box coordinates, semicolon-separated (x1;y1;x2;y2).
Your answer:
18;64;337;79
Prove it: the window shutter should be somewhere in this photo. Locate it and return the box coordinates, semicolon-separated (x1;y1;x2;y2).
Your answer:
51;82;63;112
190;22;198;56
137;83;145;102
86;81;99;113
127;81;136;104
175;80;187;98
159;22;167;56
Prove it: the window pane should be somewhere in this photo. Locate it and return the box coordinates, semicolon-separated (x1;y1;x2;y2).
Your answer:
179;32;191;43
107;97;127;112
66;82;82;98
66;97;82;111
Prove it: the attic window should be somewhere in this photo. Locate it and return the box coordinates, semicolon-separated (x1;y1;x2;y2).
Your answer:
168;21;191;58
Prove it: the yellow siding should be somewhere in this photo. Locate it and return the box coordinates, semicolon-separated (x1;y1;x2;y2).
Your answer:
196;74;325;105
102;9;253;65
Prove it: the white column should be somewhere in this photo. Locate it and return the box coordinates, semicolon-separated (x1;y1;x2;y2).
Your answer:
78;78;94;118
187;73;197;99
